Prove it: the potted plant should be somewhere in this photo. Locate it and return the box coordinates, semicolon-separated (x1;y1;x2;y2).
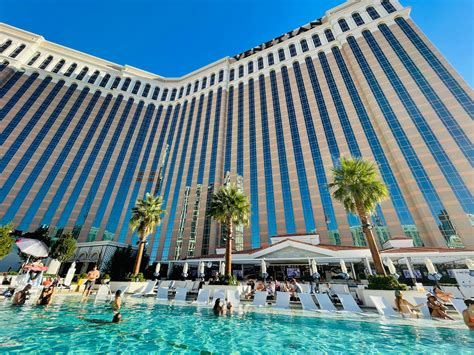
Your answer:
102;274;111;284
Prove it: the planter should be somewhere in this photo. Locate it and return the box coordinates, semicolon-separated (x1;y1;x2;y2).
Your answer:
202;284;250;297
109;281;148;294
357;289;427;308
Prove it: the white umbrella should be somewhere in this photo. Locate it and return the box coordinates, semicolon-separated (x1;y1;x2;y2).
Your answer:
219;262;225;275
340;259;348;274
424;258;436;274
261;259;267;275
311;259;318;275
183;262;189;275
199;262;205;276
16;238;49;258
384;258;397;275
63;262;76;287
155;262;161;274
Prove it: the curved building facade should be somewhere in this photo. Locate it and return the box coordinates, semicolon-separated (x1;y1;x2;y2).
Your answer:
0;0;473;262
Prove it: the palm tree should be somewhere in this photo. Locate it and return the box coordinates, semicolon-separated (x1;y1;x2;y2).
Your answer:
208;184;250;278
328;157;388;275
129;193;166;275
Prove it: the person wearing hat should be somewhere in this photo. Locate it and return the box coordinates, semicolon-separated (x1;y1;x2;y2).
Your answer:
394;290;422;318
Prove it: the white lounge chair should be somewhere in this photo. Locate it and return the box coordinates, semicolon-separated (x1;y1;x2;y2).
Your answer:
174;281;187;289
227;289;241;307
298;293;318;311
451;298;467;316
441;286;463;299
156;287;169;301
331;284;350;294
370;296;398;317
414;297;431;319
116;285;129;297
211;289;226;306
315;293;337;312
132;280;157;297
174;287;188;302
251;291;268;307
274;292;290;309
299;284;310;293
94;285;112;303
337;293;363;313
458;286;474;299
159;280;171;289
190;281;201;293
194;289;210;306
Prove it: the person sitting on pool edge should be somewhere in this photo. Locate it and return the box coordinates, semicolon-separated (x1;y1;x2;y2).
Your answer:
427;295;453;320
462;299;474;330
394;290;421;318
81;265;100;302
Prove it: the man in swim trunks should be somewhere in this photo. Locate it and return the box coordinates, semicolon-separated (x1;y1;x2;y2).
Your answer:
81;265;100;301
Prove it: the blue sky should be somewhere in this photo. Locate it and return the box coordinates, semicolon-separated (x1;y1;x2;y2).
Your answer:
1;0;472;86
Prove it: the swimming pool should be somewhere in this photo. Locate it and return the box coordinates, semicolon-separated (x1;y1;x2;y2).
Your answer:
0;296;472;353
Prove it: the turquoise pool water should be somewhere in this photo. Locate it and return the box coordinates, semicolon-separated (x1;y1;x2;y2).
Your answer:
0;296;472;353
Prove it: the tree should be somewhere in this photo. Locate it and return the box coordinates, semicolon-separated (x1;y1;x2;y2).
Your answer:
208;184;250;278
50;233;77;262
129;193;166;275
22;225;51;247
0;224;15;260
328;157;388;275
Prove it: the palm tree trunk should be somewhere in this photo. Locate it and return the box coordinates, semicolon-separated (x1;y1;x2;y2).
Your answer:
133;233;145;275
225;220;233;278
356;203;386;276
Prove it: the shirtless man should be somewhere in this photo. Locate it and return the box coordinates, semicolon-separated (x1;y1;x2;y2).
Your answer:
81;265;100;301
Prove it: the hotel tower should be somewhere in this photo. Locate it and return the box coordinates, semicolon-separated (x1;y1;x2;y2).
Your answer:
0;0;473;263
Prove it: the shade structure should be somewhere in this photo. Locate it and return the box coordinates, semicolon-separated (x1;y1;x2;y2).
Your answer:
384;258;397;275
155;262;161;274
261;259;267;275
424;258;436;274
16;238;49;258
219;262;225;275
340;259;348;274
182;262;189;275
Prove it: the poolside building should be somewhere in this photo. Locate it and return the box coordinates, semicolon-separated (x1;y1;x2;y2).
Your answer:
0;0;473;265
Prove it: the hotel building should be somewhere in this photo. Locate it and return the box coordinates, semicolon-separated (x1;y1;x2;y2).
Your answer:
0;0;473;263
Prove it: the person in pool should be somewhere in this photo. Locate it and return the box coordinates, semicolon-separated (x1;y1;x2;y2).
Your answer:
38;286;55;306
12;284;32;305
462;299;474;330
80;313;123;324
426;295;453;320
213;298;233;316
111;290;122;313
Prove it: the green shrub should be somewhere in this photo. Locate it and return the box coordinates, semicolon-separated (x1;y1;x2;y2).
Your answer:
367;275;408;290
7;271;18;275
79;273;88;279
102;274;111;280
125;272;145;282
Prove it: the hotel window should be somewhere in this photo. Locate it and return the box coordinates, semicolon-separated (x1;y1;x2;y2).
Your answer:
152;86;160;99
9;44;25;58
257;57;264;69
193;80;199;92
121;77;131;91
99;74;111;87
64;62;77;77
352;12;365;25
178;86;184;98
248;61;254;74
278;48;285;61
238;65;244;78
161;88;168;101
382;0;396;13
142;83;151;97
268;53;274;65
229;69;235;81
312;34;321;47
76;66;88;80
131;80;141;94
289;44;297;57
338;18;350;32
170;88;177;100
88;70;100;84
300;39;309;52
51;59;65;73
325;29;335;42
218;70;224;82
367;6;380;19
39;55;53;70
210;73;215;85
111;76;121;89
186;83;191;95
0;39;12;53
202;77;207;89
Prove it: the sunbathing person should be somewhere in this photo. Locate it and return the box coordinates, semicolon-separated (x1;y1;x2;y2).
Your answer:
12;284;32;306
394;290;420;318
462;299;474;330
432;285;453;303
427;295;453;320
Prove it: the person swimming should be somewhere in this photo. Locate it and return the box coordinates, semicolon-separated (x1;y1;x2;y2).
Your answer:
111;290;122;313
80;313;123;324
